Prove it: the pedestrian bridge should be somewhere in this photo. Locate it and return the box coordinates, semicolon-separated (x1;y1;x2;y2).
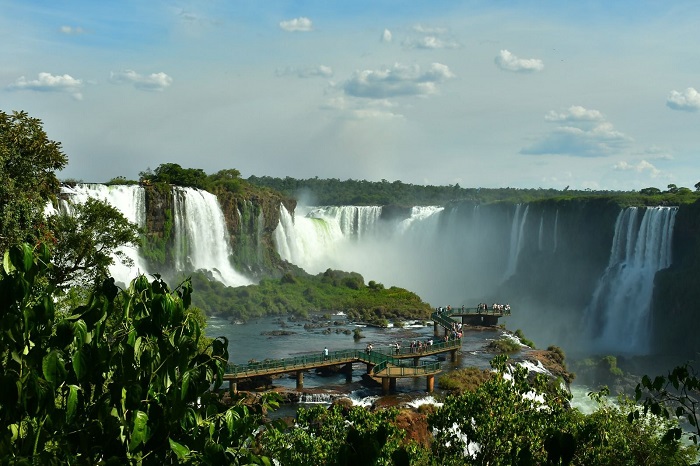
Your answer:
223;310;463;394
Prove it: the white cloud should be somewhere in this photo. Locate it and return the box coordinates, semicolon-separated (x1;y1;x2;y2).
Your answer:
613;160;661;177
545;105;604;123
404;36;459;50
279;17;313;32
413;24;447;34
344;62;454;99
666;87;700;112
110;70;173;91
381;29;392;42
403;24;459;49
276;65;333;78
7;72;84;100
60;25;85;35
522;106;632;157
495;50;544;73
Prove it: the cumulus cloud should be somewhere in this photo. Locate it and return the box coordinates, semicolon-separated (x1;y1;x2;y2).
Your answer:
60;25;85;35
344;62;454;99
7;72;84;100
495;50;544;73
110;70;173;91
613;160;661;177
666;87;700;112
279;17;313;32
381;29;392;42
404;36;459;50
402;24;459;50
522;106;632;157
276;65;333;78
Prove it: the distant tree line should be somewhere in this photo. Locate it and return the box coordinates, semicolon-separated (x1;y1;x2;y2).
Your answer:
102;165;700;208
246;175;700;207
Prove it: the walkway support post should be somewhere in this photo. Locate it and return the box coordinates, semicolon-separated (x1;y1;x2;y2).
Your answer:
382;377;390;395
426;375;434;393
229;380;237;394
450;349;457;362
390;377;397;391
296;370;304;390
434;321;439;337
413;357;420;367
343;363;353;382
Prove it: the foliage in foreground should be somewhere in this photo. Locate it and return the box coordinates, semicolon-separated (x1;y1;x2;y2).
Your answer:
191;269;431;324
429;355;697;466
0;243;279;465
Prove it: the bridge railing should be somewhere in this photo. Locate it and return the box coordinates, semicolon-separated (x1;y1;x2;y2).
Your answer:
227;348;363;376
372;359;441;376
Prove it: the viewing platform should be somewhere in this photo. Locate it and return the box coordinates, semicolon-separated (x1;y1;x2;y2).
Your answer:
433;306;510;333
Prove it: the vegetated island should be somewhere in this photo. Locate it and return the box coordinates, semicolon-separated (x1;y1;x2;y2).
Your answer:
188;268;432;326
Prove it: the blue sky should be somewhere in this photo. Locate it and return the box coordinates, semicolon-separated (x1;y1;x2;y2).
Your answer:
2;0;699;190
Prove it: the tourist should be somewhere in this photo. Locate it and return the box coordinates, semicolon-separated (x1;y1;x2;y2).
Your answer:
323;347;329;360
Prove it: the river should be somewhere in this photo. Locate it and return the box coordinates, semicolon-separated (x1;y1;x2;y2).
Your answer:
205;312;598;411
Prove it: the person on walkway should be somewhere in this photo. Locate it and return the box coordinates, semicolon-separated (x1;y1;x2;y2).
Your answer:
323;347;329;360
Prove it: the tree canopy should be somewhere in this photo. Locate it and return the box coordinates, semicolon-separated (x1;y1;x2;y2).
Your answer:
0;110;67;251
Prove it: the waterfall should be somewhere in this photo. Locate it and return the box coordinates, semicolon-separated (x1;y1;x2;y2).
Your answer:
583;206;677;355
538;214;544;251
502;204;529;281
306;206;383;239
172;187;251;287
56;183;149;286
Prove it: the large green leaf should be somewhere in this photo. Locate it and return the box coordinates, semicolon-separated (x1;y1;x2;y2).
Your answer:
72;348;88;381
128;410;150;452
42;350;67;387
169;438;191;460
66;384;80;423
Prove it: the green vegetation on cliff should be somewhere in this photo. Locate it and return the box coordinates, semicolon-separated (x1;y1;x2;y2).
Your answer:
188;269;431;324
247;175;700;207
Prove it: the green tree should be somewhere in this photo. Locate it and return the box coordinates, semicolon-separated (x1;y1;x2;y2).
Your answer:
429;355;573;465
47;197;141;290
0;243;279;464
640;187;661;195
259;404;430;465
140;163;207;189
0;110;67;251
634;363;700;446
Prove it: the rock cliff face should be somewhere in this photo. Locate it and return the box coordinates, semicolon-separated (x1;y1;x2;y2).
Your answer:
215;189;297;279
140;183;297;280
651;198;700;356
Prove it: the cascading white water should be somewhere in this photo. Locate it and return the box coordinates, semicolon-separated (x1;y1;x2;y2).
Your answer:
56;183;150;286
274;205;391;274
172;187;251;287
583;206;677;355
305;205;383;239
538;214;544;251
502;204;529;281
